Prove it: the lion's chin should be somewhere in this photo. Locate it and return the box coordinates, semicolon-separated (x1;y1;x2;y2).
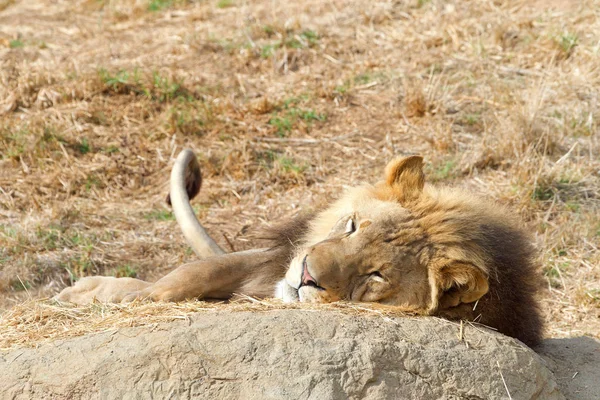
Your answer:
275;279;300;303
274;279;332;303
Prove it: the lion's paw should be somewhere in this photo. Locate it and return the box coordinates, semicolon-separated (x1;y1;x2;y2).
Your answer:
54;276;151;305
120;290;148;303
121;287;180;303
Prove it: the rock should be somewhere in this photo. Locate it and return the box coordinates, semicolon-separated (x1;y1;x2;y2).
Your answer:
0;310;563;399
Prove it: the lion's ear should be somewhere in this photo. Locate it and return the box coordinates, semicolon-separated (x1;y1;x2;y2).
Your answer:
384;156;425;203
431;262;489;310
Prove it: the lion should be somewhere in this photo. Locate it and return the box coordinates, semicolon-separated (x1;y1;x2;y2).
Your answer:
56;149;544;346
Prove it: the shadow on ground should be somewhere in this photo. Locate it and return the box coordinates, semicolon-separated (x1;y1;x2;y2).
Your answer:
537;336;600;400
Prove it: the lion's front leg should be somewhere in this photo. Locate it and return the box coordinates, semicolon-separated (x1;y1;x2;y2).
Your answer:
122;248;285;303
54;276;152;305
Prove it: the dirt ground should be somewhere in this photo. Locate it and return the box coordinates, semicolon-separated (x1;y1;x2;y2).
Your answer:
0;0;598;341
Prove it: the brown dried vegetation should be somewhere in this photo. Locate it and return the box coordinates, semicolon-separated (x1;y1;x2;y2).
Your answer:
0;0;598;343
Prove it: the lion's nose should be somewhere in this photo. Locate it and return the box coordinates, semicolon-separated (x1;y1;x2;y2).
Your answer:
301;256;319;288
302;267;318;287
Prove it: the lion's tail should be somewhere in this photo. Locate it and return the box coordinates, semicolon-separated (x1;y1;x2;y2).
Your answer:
167;149;225;258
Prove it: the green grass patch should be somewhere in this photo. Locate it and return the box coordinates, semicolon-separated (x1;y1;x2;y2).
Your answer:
260;44;278;58
531;174;589;204
9;39;24;48
353;73;373;85
217;0;234;8
145;209;175;221
35;224;64;251
544;261;570;289
111;264;138;278
335;71;387;95
148;0;170;11
550;109;594;137
147;0;197;12
532;185;554;201
167;100;214;135
78;137;91;154
300;30;318;44
277;156;307;174
464;113;480;126
34;225;97;252
256;149;278;167
0;224;18;239
266;96;326;137
255;150;307;175
268;116;293;137
587;289;600;302
565;201;580;213
557;32;578;55
334;83;350;95
99;68;134;89
258;29;319;58
292;108;326;122
64;255;94;278
262;25;275;36
430;159;458;181
569;112;594;137
152;71;186;102
9;278;31;292
85;174;102;191
103;145;120;154
0;124;93;162
98;68;191;103
0;127;27;159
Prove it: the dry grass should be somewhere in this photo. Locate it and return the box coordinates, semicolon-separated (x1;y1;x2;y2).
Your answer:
1;0;598;345
0;298;415;350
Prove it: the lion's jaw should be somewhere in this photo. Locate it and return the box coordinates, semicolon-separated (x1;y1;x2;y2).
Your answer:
278;186;432;310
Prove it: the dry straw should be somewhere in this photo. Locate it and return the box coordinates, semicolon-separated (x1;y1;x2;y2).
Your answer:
0;298;415;350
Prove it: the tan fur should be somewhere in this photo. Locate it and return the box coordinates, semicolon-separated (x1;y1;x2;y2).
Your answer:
56;153;544;346
55;277;151;304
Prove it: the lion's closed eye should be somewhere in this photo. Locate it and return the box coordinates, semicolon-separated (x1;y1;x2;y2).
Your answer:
369;271;386;283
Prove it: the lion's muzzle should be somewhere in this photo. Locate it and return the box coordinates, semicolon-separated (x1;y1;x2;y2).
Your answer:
300;255;324;290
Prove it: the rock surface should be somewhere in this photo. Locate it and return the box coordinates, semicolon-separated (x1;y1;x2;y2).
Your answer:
1;310;564;399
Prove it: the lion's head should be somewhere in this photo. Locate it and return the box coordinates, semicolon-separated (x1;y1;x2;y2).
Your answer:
282;156;511;318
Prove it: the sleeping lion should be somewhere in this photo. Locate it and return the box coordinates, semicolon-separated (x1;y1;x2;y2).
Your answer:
56;149;544;346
